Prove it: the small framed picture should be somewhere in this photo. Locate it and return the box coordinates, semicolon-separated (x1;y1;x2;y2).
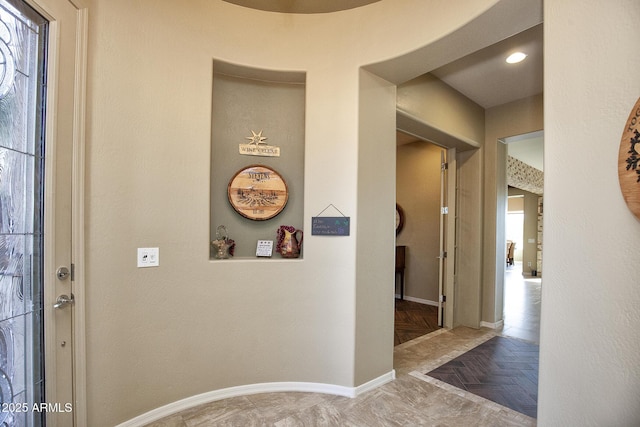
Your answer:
256;240;273;257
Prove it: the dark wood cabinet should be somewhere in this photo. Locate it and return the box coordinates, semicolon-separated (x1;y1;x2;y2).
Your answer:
395;246;406;300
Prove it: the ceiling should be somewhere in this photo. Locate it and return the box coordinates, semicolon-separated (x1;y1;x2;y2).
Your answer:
222;0;380;14
430;24;543;110
401;23;544;171
222;1;544;170
222;1;542;110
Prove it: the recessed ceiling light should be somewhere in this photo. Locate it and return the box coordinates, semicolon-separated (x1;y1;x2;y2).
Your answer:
506;52;527;64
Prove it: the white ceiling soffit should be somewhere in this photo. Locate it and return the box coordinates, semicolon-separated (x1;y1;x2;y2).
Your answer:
222;0;381;14
364;0;543;86
397;109;480;152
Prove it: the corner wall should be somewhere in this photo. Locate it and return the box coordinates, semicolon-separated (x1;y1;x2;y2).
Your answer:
354;69;396;386
539;1;640;424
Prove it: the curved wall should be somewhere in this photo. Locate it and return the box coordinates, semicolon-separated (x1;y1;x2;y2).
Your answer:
84;0;535;424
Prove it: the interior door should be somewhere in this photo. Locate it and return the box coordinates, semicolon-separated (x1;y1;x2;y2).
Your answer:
0;0;85;425
437;148;457;328
437;151;446;326
444;148;456;329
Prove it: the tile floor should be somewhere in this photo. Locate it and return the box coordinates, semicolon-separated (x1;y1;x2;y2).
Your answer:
145;267;541;426
503;264;541;344
422;335;539;418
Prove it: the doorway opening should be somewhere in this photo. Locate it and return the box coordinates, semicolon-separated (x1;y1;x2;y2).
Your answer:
502;131;543;343
394;131;453;345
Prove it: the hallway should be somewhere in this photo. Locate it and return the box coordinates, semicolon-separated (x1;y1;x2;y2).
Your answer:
502;262;542;344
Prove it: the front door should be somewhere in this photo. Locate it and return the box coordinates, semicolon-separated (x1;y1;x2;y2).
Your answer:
0;0;85;425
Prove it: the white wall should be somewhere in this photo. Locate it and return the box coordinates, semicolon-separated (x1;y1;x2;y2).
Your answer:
84;0;503;424
539;1;640;424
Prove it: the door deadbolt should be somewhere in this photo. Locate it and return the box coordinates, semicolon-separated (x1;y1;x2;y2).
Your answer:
57;266;70;280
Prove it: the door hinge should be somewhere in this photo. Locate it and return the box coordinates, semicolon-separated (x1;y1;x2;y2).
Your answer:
441;206;449;214
440;295;446;303
440;251;447;258
441;162;448;171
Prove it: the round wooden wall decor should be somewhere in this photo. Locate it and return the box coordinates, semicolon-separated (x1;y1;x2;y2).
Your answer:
618;97;640;220
228;165;288;220
395;203;405;235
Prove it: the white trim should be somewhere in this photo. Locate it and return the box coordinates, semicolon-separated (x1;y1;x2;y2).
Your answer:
115;372;396;427
41;13;61;427
68;0;86;8
71;4;88;426
355;369;395;395
480;319;504;329
397;295;439;307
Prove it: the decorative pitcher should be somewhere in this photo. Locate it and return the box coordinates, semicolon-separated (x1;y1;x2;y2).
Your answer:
277;226;303;258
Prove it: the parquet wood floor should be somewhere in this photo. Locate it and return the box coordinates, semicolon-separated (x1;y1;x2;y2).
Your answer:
394;299;439;346
424;335;539;418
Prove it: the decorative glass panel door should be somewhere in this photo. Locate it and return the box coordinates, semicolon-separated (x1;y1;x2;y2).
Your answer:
0;1;47;425
0;0;83;425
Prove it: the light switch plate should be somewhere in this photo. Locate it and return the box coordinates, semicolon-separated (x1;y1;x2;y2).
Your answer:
137;247;159;267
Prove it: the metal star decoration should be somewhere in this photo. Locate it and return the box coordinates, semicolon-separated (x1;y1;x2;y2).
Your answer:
246;130;268;145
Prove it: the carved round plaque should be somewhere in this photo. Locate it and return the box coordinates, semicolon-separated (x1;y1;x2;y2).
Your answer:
227;165;288;221
395;203;405;235
618;97;640;220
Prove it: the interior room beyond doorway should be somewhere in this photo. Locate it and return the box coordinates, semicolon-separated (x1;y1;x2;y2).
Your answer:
396;137;443;305
503;131;544;344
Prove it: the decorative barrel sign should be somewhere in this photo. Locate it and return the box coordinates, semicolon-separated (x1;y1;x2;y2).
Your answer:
228;165;288;220
619;97;640;220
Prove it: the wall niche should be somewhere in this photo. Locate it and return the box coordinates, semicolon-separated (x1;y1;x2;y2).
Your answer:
210;61;306;259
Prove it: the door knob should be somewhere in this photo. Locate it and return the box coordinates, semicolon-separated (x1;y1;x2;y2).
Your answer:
54;294;74;309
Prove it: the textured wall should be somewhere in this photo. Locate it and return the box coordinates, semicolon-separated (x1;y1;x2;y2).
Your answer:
539;0;640;424
84;0;507;424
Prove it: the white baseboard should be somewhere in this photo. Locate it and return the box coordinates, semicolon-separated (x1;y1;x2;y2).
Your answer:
355;369;396;395
480;319;504;329
115;371;396;427
395;295;439;307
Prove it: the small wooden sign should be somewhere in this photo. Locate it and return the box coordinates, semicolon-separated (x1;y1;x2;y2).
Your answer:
311;217;350;236
240;130;281;157
618;97;640;220
239;144;281;157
